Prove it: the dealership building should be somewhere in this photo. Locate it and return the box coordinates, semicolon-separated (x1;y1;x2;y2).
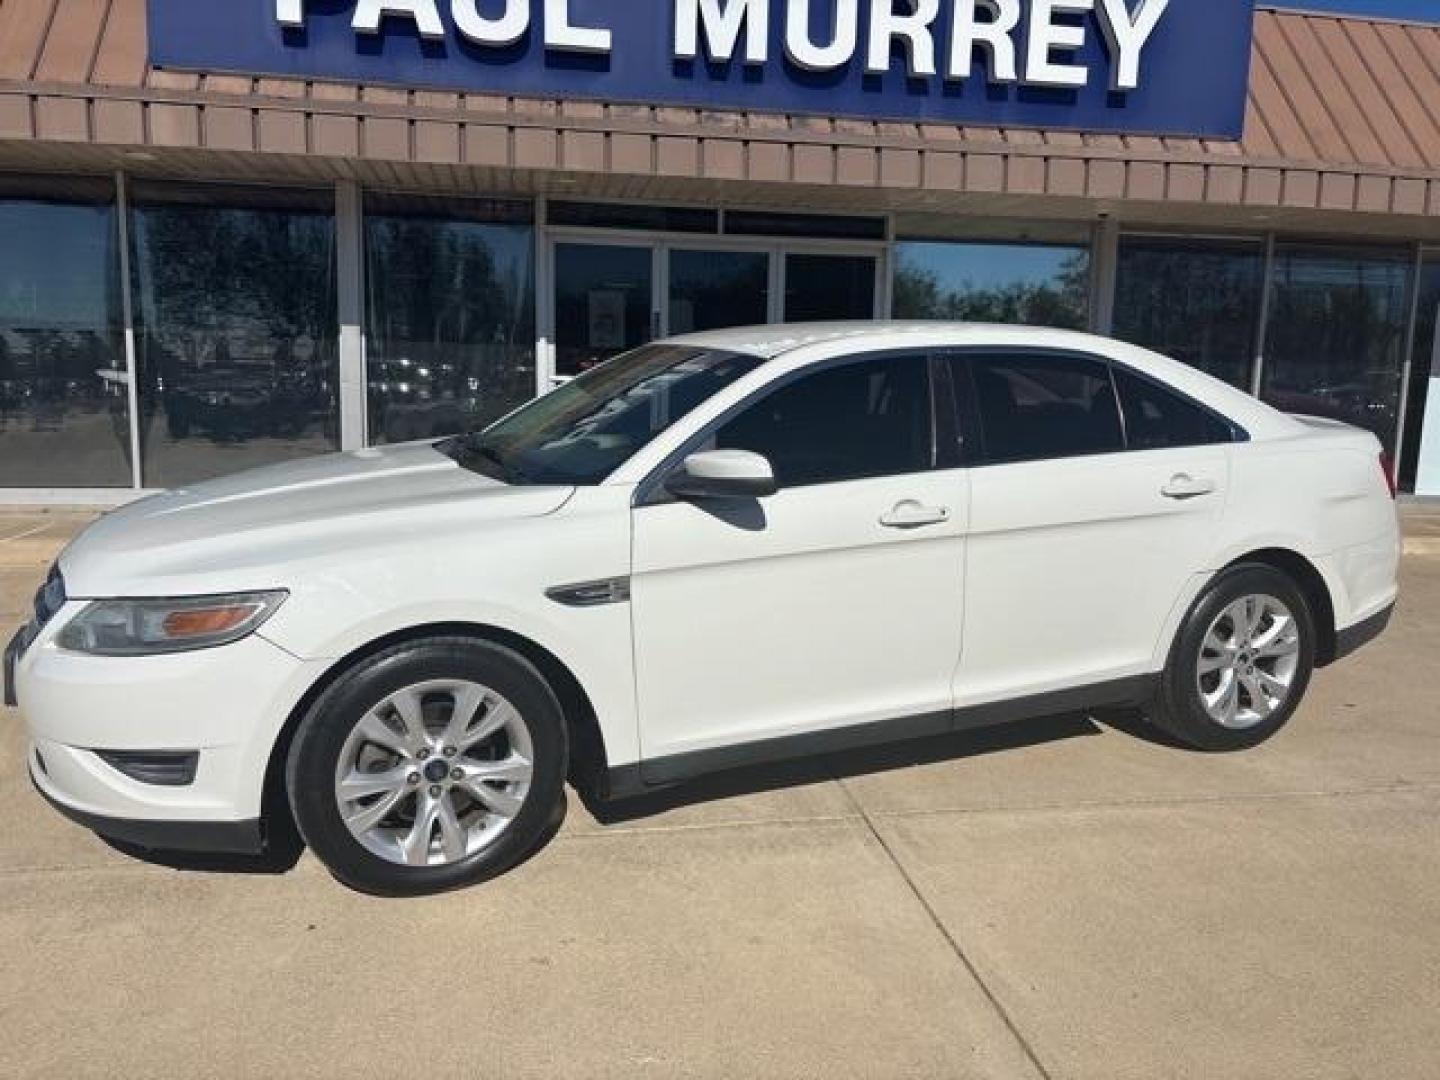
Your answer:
2;0;1440;499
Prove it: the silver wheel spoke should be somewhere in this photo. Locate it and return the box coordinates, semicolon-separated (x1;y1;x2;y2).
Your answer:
1255;669;1290;698
354;711;414;758
441;683;489;750
1256;635;1299;661
460;754;533;786
1245;597;1266;641
1198;653;1229;676
1250;614;1292;652
1237;669;1273;717
462;778;525;818
337;766;410;802
458;699;518;753
1203;669;1239;722
1220;600;1248;643
343;786;409;834
436;797;467;862
1203;628;1233;657
402;795;442;866
390;689;431;755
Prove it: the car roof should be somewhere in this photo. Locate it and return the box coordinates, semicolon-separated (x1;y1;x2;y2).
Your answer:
665;320;1112;360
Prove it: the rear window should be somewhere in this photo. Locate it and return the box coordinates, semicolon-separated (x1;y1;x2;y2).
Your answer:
1113;367;1235;450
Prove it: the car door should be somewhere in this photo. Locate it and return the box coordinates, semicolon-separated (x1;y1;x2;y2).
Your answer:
630;350;969;774
951;349;1234;708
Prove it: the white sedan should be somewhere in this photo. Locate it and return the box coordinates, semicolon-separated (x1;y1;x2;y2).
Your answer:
8;323;1401;895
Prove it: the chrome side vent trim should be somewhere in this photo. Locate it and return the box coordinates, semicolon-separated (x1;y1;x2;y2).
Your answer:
545;578;631;608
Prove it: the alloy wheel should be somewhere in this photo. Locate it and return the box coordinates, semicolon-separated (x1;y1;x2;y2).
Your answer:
1195;594;1302;731
333;679;534;867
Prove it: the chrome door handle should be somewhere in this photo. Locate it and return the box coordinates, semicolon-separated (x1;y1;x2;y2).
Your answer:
1161;474;1217;500
879;501;951;529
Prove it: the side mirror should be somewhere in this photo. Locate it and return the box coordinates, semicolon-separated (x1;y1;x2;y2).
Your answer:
664;449;778;501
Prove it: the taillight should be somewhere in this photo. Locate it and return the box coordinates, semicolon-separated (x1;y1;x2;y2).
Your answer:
1379;452;1398;499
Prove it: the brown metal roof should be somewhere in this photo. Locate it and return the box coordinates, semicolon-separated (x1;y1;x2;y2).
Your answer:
1;1;1439;221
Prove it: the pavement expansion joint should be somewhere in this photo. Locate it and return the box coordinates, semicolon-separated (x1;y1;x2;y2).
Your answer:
833;771;1054;1080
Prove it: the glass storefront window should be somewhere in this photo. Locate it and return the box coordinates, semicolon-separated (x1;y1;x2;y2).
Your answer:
893;241;1090;329
1261;244;1413;454
0;177;130;488
365;195;535;443
1113;237;1265;389
129;182;340;488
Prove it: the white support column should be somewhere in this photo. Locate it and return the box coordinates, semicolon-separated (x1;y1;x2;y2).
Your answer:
1250;233;1277;399
335;179;367;451
653;243;669;340
766;241;784;324
878;213;896;319
534;196;554;395
1414;283;1440;497
1088;215;1119;336
1393;245;1424;473
114;171;144;490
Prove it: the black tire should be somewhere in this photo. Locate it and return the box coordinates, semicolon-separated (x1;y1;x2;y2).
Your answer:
286;636;568;896
1151;564;1317;751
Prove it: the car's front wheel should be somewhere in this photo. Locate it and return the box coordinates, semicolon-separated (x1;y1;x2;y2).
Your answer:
286;637;568;896
1151;564;1317;751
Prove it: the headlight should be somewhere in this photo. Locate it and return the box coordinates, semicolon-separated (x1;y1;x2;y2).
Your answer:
56;592;288;657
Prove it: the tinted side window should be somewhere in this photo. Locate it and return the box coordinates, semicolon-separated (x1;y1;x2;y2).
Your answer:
959;353;1124;464
714;355;932;488
1113;367;1235;450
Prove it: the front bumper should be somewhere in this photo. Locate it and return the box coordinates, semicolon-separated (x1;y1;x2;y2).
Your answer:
11;606;327;839
30;757;264;854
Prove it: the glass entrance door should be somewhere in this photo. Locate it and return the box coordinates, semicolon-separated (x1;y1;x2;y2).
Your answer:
666;248;770;335
784;252;879;321
548;239;881;385
553;241;655;378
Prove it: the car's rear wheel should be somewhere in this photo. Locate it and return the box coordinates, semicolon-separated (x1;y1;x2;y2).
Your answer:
1151;565;1317;751
286;637;567;896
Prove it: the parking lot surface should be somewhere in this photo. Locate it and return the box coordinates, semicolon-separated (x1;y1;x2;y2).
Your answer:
2;506;1438;1079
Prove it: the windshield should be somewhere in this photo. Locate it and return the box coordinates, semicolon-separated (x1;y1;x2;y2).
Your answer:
440;344;764;486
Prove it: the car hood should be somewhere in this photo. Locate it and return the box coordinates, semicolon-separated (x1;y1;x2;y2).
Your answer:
59;442;575;597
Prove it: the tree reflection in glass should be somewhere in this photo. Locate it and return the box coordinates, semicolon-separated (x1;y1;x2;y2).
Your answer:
0;183;131;488
893;242;1090;330
129;184;339;487
1261;245;1412;453
1113;237;1264;390
365;201;534;444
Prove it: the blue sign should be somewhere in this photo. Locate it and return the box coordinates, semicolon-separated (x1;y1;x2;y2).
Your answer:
147;1;1256;139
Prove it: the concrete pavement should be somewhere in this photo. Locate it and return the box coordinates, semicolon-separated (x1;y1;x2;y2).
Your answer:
2;508;1438;1079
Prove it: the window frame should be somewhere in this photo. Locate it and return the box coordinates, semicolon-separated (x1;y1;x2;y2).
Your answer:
944;347;1248;469
634;348;946;507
